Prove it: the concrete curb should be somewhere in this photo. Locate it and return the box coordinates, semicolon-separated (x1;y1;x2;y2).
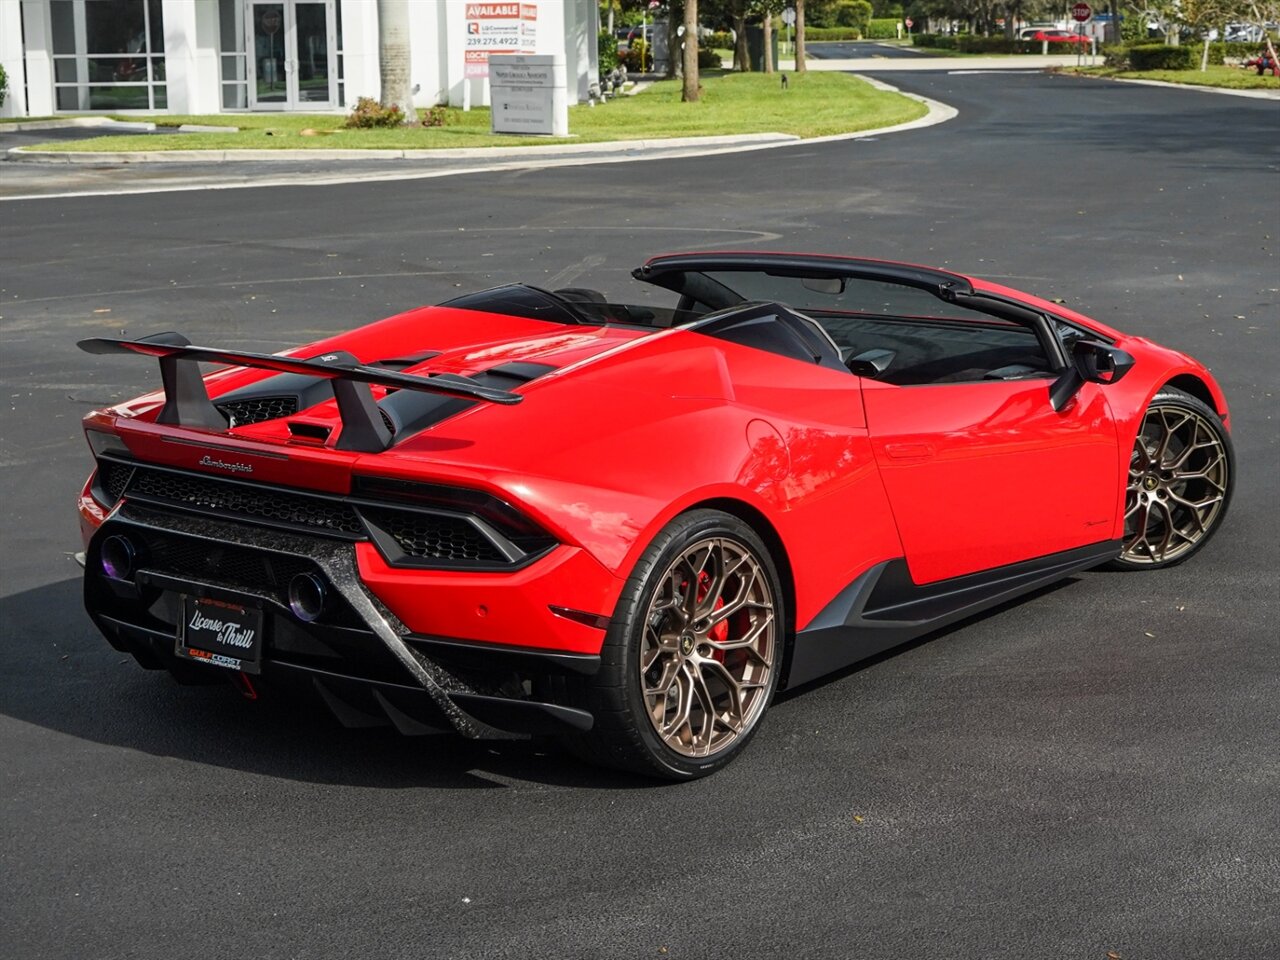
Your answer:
2;117;158;133
8;131;800;164
1097;75;1280;100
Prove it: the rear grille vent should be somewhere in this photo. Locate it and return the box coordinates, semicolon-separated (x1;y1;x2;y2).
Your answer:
98;460;135;503
101;459;556;569
123;464;364;536
361;508;507;563
218;396;299;427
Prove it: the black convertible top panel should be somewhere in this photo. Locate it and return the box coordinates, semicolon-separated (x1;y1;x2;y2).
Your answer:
440;284;588;326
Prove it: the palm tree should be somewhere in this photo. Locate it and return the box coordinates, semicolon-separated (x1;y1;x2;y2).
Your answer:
795;0;807;73
377;0;417;124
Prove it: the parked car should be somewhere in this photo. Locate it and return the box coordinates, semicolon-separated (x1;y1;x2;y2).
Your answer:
1033;29;1091;44
76;251;1234;780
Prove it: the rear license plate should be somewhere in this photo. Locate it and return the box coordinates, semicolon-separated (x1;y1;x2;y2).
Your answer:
176;595;263;674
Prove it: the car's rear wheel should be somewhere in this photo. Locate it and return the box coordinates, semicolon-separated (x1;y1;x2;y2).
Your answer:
1113;387;1233;569
563;510;783;780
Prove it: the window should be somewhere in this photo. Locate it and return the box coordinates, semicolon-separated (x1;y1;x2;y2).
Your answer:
51;0;166;111
219;0;248;109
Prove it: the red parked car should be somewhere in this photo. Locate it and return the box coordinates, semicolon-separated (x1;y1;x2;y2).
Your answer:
77;252;1233;779
1033;29;1092;44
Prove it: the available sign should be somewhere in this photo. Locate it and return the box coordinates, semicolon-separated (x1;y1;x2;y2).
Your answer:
464;2;538;78
490;54;568;136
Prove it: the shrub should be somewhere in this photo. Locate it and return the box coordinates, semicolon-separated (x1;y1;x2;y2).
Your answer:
705;31;735;50
0;63;7;108
1205;41;1262;65
598;30;619;74
866;19;901;40
1102;43;1131;68
344;96;406;128
622;38;651;72
698;48;722;69
913;33;956;49
421;105;447;127
1128;43;1195;70
835;0;873;32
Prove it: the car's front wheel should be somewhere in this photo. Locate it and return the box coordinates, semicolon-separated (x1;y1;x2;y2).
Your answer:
563;510;784;780
1113;386;1234;569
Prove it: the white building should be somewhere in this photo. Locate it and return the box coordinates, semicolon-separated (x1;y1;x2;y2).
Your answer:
0;0;600;117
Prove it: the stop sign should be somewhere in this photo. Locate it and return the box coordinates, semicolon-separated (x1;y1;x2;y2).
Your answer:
1071;3;1092;21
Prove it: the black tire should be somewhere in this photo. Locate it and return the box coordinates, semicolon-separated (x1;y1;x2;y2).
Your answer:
1109;386;1234;570
561;509;785;780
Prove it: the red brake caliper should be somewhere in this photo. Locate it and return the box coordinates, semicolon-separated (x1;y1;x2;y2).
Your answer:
696;571;728;660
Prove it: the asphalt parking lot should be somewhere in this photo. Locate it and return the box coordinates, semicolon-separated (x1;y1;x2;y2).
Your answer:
1;70;1277;959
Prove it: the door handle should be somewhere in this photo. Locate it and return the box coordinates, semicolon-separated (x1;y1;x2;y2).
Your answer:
884;441;935;460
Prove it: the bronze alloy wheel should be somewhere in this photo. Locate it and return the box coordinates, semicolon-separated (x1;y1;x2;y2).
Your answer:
638;536;777;758
562;510;785;779
1120;389;1232;567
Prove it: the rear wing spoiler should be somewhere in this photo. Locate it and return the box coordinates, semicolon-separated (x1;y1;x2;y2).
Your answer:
78;332;521;453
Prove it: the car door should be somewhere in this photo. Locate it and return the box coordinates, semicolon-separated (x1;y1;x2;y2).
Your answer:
861;373;1120;586
631;253;1123;586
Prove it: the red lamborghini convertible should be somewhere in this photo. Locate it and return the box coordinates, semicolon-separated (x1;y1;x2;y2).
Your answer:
77;252;1233;779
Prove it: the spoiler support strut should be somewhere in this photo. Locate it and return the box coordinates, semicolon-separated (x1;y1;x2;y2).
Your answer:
78;332;522;453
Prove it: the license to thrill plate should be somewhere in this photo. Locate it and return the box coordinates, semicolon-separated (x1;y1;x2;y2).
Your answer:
177;596;263;674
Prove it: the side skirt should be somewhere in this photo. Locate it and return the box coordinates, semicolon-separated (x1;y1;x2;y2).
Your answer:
783;540;1121;689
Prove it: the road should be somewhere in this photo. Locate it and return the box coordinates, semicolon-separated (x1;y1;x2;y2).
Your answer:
2;70;1278;960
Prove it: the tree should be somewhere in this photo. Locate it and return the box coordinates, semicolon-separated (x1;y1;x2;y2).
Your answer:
756;0;789;73
683;0;702;100
836;0;874;32
377;0;417;124
732;0;752;70
1176;0;1236;69
1128;1;1182;43
795;0;808;72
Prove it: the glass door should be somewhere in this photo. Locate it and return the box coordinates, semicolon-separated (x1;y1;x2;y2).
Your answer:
247;0;335;110
293;2;335;106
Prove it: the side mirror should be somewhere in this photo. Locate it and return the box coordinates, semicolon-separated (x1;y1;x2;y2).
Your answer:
1049;340;1135;411
1072;339;1135;384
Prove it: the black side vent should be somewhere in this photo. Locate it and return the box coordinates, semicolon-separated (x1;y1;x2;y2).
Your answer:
95;459;135;505
362;508;509;564
287;421;333;442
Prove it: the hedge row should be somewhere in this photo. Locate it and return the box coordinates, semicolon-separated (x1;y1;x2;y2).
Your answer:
1127;43;1196;70
912;34;1047;54
867;19;902;40
1101;41;1259;69
1206;40;1265;64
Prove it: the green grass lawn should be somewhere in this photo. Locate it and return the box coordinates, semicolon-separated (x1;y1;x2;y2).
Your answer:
1068;63;1280;90
28;72;925;152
